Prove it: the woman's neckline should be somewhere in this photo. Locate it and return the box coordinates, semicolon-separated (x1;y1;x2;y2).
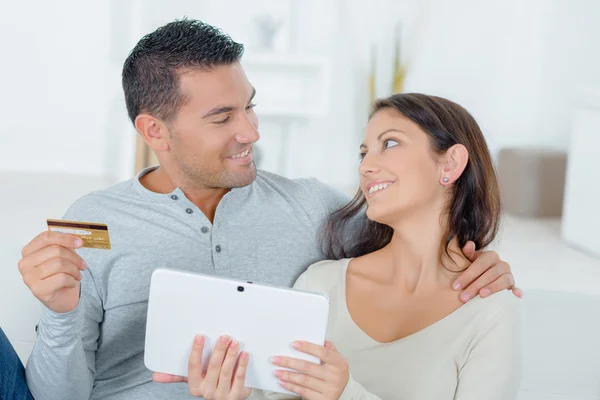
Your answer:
339;258;476;346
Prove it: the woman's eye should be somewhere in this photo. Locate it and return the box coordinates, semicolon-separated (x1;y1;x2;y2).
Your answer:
246;103;257;110
359;152;366;162
215;116;231;124
384;139;399;149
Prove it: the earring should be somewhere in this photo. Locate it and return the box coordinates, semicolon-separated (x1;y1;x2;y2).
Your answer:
443;177;449;183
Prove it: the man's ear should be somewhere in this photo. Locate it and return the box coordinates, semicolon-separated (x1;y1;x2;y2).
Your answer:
439;144;469;186
134;114;171;153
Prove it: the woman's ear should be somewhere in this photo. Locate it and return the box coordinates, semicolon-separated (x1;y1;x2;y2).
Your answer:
134;114;171;153
439;144;469;186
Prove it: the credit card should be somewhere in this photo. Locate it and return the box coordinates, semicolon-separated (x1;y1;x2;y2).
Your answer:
46;219;111;250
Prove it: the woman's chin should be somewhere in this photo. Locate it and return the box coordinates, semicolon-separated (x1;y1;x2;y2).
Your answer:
366;208;392;226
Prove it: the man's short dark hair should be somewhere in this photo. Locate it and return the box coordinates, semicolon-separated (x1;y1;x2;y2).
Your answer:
122;19;244;124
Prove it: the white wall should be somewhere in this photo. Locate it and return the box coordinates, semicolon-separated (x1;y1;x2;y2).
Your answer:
400;0;550;156
1;0;599;191
355;0;600;159
535;0;600;149
0;1;117;177
237;0;600;189
561;95;600;258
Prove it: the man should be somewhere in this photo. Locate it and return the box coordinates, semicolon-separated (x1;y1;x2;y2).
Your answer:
7;19;518;400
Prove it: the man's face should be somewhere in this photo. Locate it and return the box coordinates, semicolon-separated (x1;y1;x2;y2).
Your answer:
166;63;259;189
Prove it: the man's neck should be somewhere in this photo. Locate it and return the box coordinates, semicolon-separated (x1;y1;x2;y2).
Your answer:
139;167;229;223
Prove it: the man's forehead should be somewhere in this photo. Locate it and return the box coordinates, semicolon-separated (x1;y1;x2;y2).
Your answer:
177;67;252;116
179;65;251;96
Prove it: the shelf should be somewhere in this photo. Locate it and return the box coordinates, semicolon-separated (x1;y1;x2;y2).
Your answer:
241;53;331;118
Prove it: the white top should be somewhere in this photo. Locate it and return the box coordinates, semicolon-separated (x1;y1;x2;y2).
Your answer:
253;258;523;399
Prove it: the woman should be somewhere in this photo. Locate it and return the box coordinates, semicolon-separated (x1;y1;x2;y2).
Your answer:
264;93;522;399
153;93;522;399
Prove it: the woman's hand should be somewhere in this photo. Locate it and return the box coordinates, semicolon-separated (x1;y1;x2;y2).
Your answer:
153;335;252;400
271;340;349;400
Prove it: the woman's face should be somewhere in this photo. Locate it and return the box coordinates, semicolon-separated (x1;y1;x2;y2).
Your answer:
359;108;445;225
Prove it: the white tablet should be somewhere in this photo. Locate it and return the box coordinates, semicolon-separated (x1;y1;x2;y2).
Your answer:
144;268;330;394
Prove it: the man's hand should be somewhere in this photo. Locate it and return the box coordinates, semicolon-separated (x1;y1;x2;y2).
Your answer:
18;231;87;313
453;241;522;303
153;335;251;400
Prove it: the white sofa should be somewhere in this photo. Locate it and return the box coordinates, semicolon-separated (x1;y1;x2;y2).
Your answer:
518;290;600;400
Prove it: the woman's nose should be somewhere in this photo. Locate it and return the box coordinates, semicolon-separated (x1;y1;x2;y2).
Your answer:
359;153;381;176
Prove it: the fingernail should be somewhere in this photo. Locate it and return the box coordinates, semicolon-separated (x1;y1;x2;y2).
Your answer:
74;239;83;247
279;380;288;387
220;335;230;344
231;340;239;348
271;356;281;364
274;370;283;378
461;293;471;302
481;288;491;297
452;282;461;290
292;341;301;349
195;335;204;345
240;352;249;361
81;260;87;270
516;289;523;298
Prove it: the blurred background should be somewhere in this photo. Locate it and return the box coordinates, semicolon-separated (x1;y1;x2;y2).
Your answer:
0;1;599;399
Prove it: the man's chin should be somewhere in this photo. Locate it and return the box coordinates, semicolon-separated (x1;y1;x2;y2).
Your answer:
225;164;257;188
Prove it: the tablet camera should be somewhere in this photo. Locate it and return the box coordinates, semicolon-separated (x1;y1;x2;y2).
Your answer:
237;286;245;292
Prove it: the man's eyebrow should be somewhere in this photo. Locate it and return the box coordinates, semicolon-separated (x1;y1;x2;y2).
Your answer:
202;106;235;119
201;87;257;119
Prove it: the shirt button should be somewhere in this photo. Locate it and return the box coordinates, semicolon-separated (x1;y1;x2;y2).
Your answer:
186;208;193;214
201;227;208;233
170;195;179;200
215;245;222;253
